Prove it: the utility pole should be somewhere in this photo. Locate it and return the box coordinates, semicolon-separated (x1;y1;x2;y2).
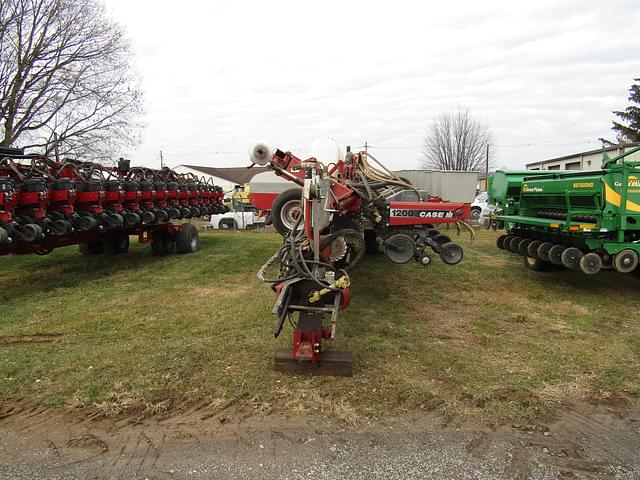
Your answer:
160;149;164;168
364;140;368;155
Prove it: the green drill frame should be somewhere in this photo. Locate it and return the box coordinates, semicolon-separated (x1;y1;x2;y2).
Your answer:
489;146;640;257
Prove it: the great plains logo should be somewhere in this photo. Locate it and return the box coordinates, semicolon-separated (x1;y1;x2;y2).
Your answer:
614;176;640;188
572;182;594;188
390;209;455;219
522;183;543;193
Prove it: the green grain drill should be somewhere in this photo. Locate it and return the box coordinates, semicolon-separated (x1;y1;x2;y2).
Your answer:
487;146;640;275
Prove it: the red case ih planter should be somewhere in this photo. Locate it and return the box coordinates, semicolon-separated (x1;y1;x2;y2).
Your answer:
0;147;227;257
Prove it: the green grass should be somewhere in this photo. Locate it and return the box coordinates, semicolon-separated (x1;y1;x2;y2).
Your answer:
1;229;639;422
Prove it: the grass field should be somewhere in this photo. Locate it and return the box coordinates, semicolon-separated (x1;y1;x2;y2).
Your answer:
1;228;639;423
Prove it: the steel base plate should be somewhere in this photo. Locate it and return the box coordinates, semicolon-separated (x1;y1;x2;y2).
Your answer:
274;350;353;377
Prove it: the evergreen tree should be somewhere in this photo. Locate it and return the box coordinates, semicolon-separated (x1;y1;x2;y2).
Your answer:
601;79;640;146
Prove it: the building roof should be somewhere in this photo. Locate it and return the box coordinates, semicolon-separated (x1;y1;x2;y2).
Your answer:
525;142;640;167
179;165;269;185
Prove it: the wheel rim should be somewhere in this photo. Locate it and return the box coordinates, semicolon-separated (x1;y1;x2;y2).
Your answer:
280;200;303;231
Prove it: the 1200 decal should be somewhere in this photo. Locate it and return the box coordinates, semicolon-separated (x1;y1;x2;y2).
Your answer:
390;209;455;219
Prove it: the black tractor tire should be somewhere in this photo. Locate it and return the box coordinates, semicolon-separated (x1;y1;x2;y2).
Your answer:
364;229;379;254
524;255;548;271
79;241;104;255
470;207;481;222
150;231;175;255
176;224;199;254
219;218;238;230
103;235;130;255
271;188;303;236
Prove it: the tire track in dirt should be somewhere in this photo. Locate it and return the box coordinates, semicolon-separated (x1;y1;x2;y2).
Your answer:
0;400;638;479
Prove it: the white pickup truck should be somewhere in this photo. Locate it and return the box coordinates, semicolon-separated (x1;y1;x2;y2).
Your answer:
208;212;265;230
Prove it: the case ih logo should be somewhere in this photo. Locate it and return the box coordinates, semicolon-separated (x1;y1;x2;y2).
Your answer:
390;209;455;219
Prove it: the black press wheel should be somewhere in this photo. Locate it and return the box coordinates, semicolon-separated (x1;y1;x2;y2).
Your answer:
548;244;566;266
517;238;532;256
537;242;554;262
496;234;510;250
433;233;451;245
508;236;523;253
561;247;583;270
439;242;464;265
271;188;303;236
176;224;199;254
580;252;602;275
527;240;543;258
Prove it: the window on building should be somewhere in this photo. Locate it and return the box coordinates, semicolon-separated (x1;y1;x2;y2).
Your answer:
565;161;581;170
547;165;560;170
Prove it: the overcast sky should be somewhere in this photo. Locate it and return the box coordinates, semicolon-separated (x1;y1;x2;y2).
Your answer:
103;0;639;171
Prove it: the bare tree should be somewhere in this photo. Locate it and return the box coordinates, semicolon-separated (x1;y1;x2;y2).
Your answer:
422;108;494;171
0;0;143;160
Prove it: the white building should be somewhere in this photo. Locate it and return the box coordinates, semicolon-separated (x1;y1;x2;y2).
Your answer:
526;142;640;171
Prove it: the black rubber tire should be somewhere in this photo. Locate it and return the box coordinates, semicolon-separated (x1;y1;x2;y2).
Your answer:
176;224;199;254
219;218;238;230
364;229;378;255
426;228;440;238
523;255;548;271
527;240;543;258
496;234;509;250
580;252;602;275
613;249;639;273
548;245;566;266
103;235;129;255
561;247;583;270
439;243;464;265
433;234;451;245
470;208;481;221
150;231;175;255
508;236;523;253
271;188;303;236
517;238;532;256
537;242;554;262
79;241;104;255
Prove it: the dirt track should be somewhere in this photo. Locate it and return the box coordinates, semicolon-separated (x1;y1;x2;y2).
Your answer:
0;401;638;479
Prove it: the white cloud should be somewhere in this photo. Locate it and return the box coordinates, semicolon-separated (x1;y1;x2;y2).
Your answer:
104;0;640;170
